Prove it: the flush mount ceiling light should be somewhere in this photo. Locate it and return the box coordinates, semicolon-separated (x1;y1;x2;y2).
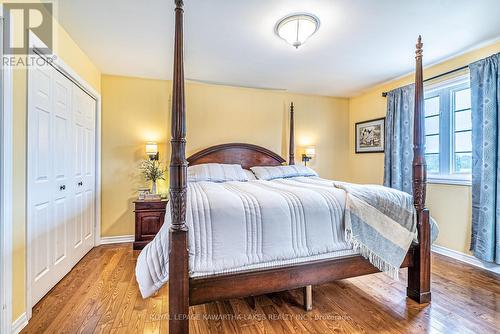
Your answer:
275;13;320;49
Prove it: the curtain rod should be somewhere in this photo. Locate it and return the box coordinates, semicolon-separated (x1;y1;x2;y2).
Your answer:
381;65;469;97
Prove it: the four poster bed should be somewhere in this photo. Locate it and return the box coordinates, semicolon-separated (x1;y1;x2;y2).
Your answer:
162;1;431;333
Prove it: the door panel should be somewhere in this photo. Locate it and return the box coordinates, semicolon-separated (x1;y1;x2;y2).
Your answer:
85;128;93;177
32;202;50;282
74;88;95;253
53;197;67;265
29;62;56;305
74;192;83;248
72;87;86;260
34;108;50;184
32;66;51;191
52;70;72;271
74;124;84;179
53;73;71;182
84;190;93;240
73;121;85;251
53;116;67;178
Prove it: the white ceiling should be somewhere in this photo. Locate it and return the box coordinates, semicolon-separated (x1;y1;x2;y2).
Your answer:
57;0;500;97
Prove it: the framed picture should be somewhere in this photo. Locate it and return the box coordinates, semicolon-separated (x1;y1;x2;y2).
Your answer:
138;187;150;200
355;117;385;153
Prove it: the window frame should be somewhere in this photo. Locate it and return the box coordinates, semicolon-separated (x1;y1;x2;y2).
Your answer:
423;74;472;186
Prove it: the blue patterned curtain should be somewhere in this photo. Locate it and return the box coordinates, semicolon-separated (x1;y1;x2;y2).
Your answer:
470;53;500;264
384;84;415;194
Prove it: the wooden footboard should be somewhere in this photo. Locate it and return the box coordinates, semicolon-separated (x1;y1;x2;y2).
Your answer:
190;252;413;306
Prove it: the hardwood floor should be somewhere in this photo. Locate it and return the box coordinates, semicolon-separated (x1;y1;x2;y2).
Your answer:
21;243;499;334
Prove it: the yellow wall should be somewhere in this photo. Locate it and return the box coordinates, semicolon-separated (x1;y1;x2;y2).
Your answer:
348;40;500;254
10;12;101;320
101;75;350;237
101;76;170;237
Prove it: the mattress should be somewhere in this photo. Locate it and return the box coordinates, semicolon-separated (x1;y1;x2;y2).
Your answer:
135;176;356;298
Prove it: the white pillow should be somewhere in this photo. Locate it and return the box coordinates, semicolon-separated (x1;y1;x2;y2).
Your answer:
244;169;257;181
250;165;318;181
187;163;248;182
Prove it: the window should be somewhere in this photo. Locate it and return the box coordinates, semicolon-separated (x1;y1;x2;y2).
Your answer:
424;75;472;184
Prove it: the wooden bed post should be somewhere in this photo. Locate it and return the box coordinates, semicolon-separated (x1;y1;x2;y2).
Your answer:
289;102;295;165
288;102;312;309
407;36;431;304
169;1;190;333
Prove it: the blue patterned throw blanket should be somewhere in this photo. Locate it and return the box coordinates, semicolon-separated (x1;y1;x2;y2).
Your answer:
334;182;419;279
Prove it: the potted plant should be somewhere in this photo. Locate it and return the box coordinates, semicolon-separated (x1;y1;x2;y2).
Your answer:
139;159;166;195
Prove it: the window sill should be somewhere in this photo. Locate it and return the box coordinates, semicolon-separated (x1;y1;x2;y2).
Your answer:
427;175;471;186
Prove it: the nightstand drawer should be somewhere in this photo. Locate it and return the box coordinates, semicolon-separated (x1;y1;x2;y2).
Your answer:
134;200;168;250
136;211;164;238
135;200;167;211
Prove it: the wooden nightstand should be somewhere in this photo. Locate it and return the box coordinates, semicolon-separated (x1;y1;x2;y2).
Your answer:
133;199;168;250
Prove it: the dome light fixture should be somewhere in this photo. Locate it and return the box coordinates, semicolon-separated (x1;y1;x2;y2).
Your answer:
275;13;320;49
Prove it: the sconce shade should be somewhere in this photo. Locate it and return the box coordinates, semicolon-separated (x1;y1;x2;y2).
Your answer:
146;142;158;156
305;146;316;157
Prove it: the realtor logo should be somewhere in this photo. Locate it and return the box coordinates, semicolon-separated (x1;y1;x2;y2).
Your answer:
3;2;53;55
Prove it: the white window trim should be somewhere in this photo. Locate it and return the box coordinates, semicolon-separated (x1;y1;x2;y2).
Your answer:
428;174;471;186
424;72;469;93
425;72;472;186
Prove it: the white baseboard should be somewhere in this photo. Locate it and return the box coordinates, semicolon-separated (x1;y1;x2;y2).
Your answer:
99;235;134;245
432;245;500;275
11;312;28;334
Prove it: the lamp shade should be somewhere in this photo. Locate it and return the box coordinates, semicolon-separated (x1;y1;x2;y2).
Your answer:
276;14;320;49
145;142;158;156
305;146;316;157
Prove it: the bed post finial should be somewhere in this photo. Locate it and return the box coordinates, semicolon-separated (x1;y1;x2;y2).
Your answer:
289;102;295;165
169;0;190;333
407;35;431;304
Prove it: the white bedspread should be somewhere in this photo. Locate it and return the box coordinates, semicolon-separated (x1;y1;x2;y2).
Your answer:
135;177;356;298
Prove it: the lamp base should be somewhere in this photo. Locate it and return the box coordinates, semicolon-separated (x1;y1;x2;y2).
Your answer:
301;154;311;166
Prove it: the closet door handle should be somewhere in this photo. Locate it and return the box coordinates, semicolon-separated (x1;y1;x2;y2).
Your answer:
78;181;83;186
59;185;66;191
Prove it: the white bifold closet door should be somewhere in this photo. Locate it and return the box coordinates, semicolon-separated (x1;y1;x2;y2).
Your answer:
71;78;96;263
28;55;96;306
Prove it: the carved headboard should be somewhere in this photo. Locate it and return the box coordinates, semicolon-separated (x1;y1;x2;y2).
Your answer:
187;143;286;170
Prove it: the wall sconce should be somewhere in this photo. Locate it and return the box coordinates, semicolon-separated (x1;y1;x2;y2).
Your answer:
145;142;159;160
302;146;316;166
